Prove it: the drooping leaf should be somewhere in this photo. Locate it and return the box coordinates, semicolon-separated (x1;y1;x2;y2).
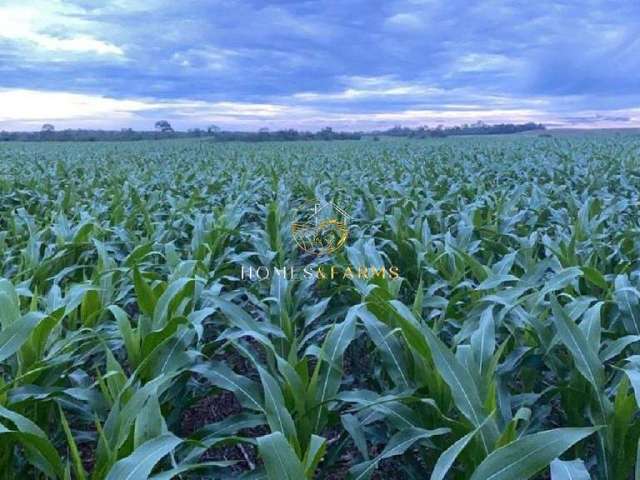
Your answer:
105;433;182;480
469;427;599;480
550;458;591;480
350;427;450;480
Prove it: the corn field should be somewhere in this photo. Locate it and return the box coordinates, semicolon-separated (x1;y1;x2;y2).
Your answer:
2;135;640;479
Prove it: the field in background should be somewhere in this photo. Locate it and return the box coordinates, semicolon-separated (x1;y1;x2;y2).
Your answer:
1;135;640;479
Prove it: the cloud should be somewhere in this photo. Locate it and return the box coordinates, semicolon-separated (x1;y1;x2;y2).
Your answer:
385;13;425;30
0;3;124;56
0;88;312;130
1;87;638;132
170;48;238;71
0;0;639;129
452;54;519;74
27;34;123;55
560;114;632;126
0;89;152;124
293;76;446;102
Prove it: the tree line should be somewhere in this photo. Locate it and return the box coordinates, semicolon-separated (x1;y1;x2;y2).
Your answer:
375;121;545;138
0;123;361;142
0;121;544;142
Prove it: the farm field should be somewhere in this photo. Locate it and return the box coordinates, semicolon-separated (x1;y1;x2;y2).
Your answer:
2;135;640;479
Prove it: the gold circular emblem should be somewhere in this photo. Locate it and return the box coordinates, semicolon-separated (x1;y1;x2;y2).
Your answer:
292;218;348;254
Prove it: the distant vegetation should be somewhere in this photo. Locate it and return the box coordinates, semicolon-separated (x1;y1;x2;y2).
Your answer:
0;121;544;142
0;125;362;142
376;121;546;138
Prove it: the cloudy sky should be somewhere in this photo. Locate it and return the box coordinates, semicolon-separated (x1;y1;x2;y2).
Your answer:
1;0;639;131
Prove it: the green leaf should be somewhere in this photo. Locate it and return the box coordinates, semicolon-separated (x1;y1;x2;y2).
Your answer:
550;458;591;479
350;427;450;480
579;302;602;352
539;267;583;298
59;406;87;480
471;306;496;376
478;274;519;290
600;335;640;362
357;307;410;389
192;362;265;412
302;434;327;478
80;288;102;327
581;267;608;290
0;278;21;328
430;414;495;480
105;433;182;480
469;427;599;480
152;278;194;329
0;405;65;479
341;414;369;460
390;301;498;453
110;305;141;367
623;367;640;408
430;430;477;480
182;414;265;464
133;267;158;318
0;312;42;362
309;311;357;434
257;431;306;480
551;297;604;389
148;462;236;480
258;366;297;445
133;393;166;448
614;275;640;336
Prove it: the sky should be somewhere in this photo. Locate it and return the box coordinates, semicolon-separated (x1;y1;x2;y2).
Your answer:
0;0;639;131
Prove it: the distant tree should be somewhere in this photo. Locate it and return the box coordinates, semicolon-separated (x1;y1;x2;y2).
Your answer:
155;120;173;132
258;127;270;134
318;127;333;140
430;125;447;138
41;124;55;132
207;125;220;133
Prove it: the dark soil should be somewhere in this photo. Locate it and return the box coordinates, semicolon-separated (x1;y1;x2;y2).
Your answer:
180;391;267;475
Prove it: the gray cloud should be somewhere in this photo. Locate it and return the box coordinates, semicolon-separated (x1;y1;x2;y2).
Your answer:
0;0;638;129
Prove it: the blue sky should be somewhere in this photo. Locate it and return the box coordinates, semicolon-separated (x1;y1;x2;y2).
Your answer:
0;0;639;131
